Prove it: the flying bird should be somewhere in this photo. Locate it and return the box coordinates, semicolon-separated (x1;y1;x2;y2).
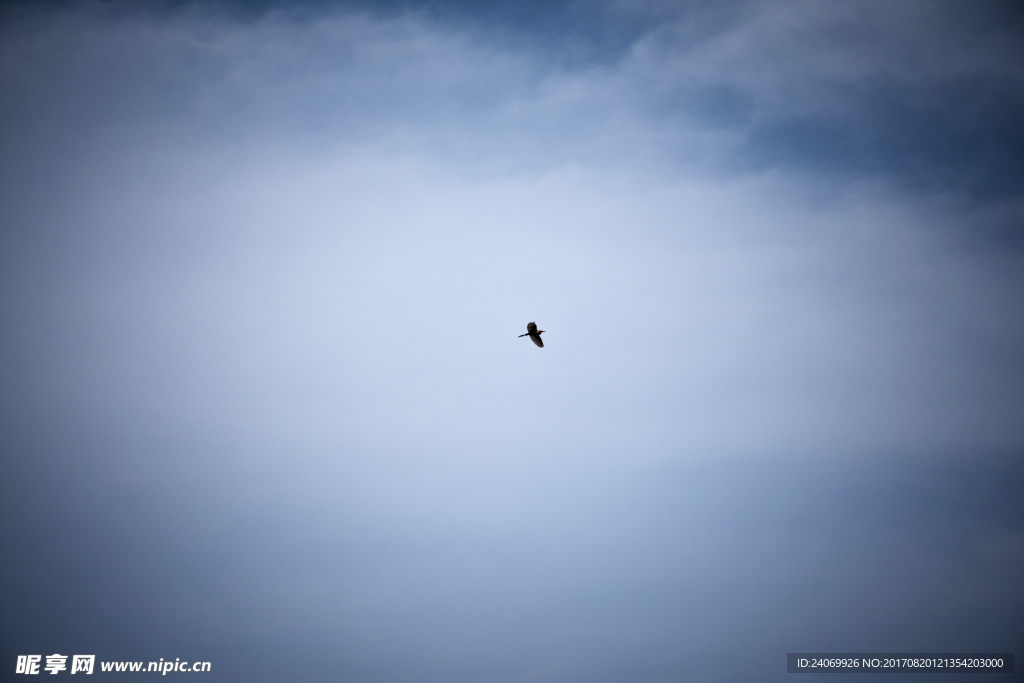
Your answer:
519;322;545;347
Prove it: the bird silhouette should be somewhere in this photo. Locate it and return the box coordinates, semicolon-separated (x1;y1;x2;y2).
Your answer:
519;322;545;347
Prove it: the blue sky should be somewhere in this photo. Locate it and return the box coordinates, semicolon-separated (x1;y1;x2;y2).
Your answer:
2;1;1023;681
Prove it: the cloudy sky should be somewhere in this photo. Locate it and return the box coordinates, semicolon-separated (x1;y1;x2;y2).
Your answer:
1;0;1023;680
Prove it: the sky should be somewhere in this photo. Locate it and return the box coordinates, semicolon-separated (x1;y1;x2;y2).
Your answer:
1;0;1023;681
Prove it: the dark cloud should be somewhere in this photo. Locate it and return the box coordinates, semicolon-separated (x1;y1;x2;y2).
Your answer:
738;57;1024;203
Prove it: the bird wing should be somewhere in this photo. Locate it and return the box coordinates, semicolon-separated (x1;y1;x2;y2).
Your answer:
531;334;544;347
526;322;538;334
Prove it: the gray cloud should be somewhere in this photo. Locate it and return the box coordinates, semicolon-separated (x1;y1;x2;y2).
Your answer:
2;2;1023;681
